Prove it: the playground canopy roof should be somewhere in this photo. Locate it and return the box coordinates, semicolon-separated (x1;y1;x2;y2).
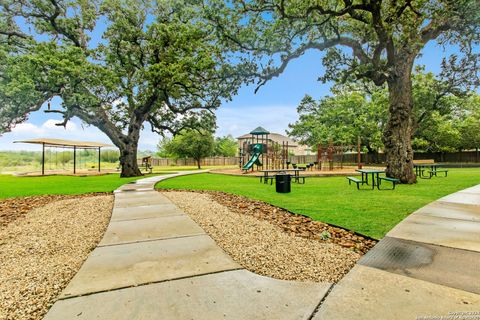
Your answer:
237;132;299;147
14;138;113;149
249;126;270;135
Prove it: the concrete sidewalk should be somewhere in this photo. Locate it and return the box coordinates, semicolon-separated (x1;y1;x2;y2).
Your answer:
44;172;331;320
314;184;480;319
44;173;480;319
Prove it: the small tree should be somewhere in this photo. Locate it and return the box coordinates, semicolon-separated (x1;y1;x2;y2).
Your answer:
457;95;480;152
288;84;386;152
213;135;238;157
156;137;174;158
166;130;215;169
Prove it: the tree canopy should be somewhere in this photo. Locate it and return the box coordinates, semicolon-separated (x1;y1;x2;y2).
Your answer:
0;0;247;176
208;0;480;182
163;129;215;169
213;135;238;157
289;70;480;154
288;84;386;151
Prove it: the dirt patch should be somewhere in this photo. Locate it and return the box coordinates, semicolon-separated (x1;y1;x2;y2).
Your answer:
162;191;371;283
0;195;114;320
0;193;110;229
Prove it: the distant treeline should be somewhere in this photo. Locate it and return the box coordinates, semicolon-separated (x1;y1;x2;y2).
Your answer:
0;149;121;167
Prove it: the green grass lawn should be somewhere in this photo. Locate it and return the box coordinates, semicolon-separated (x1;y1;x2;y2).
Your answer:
156;169;480;239
0;173;162;199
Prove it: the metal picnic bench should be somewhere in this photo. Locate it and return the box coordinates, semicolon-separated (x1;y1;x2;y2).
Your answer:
413;159;448;179
347;169;400;190
259;169;306;185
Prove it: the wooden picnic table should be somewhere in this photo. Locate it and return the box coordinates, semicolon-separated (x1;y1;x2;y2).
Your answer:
259;169;305;184
355;169;385;189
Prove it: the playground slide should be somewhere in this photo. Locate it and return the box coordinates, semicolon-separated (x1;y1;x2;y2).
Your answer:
242;152;262;170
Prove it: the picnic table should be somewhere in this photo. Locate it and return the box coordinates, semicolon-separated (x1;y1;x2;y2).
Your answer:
259;169;305;184
413;163;446;178
355;169;385;189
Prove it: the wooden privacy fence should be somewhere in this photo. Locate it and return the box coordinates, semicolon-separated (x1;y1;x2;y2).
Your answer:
140;150;480;167
413;151;480;163
140;157;240;167
332;151;480;164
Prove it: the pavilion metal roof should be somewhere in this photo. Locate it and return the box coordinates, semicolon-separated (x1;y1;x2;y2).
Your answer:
14;138;113;148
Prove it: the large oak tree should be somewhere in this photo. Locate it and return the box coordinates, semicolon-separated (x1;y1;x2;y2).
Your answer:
0;0;245;176
207;0;479;183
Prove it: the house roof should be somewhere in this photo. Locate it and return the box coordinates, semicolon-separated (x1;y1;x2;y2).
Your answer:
14;138;113;149
236;132;298;147
249;126;270;135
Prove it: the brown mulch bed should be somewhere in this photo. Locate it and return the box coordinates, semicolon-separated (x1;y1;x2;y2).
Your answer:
161;189;377;254
0;193;111;229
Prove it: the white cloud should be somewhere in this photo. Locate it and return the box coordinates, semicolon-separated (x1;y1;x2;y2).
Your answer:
41;119;77;131
0;104;300;152
11;122;44;135
1;119;114;151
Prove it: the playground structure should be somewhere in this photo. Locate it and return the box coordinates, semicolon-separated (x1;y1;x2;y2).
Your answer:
239;128;358;173
315;141;349;171
239;127;292;172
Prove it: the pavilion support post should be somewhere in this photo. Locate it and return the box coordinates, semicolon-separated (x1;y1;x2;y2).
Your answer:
74;146;77;174
98;147;101;172
42;143;45;176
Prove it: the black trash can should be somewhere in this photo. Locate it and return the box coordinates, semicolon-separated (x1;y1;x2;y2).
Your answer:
275;174;291;193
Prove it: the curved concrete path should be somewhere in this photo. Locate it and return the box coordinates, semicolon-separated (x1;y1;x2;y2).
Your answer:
314;184;480;319
44;173;480;319
44;172;331;320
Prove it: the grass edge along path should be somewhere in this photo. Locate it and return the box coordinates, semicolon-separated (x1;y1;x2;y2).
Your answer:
156;169;480;239
0;173;164;199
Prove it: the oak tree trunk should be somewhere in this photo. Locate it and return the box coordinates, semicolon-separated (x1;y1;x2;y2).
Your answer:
196;158;201;169
119;141;143;177
383;60;417;184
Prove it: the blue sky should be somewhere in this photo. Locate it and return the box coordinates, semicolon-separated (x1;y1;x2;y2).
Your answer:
0;37;459;151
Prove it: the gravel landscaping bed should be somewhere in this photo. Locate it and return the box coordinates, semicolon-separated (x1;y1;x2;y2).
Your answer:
0;195;114;320
162;191;367;283
0;192;110;229
163;190;377;254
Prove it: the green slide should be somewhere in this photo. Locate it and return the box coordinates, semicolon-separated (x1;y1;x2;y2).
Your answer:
242;152;262;170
